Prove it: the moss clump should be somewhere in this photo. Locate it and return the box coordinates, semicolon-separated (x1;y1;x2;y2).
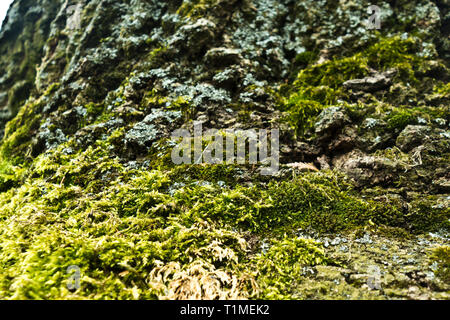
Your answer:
145;46;170;67
430;246;450;283
176;0;219;18
358;103;448;131
173;170;415;233
85;102;105;118
406;197;450;233
166;96;194;121
364;36;422;79
266;172;408;233
142;89;168;109
0;141;253;299
169;164;240;186
281;96;325;136
386;109;417;130
294;55;368;94
287;51;319;82
433;82;450;96
252;238;330;299
0;159;25;192
280;36;430;136
279;54;365;135
0;130;446;299
0;99;43;165
141;88;192;116
43;83;61;96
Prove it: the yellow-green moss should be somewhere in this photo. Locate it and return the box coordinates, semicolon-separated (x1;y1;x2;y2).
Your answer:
430;246;450;283
0;99;43;165
177;0;219;18
43;83;61;96
252;237;330;299
0;127;447;299
280;36;430;136
433;82;450;96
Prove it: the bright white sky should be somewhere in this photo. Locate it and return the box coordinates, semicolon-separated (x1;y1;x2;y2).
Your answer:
0;0;14;30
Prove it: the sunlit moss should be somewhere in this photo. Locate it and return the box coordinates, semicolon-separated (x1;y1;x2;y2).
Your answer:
43;83;61;96
0;125;447;299
430;246;450;283
433;82;450;96
0;10;446;299
177;0;219;18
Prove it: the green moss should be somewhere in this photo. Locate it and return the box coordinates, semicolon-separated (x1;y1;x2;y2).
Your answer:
433;82;450;96
142;88;169;109
266;172;407;233
295;55;368;92
43;83;61;97
294;36;424;92
407;197;450;233
430;246;450;283
172;170;410;233
364;36;422;81
282;97;324;136
145;46;169;67
0;142;252;299
279;52;366;135
0;99;43;165
0;128;446;299
374;147;414;166
0;158;25;192
85;102;104;117
287;51;319;82
169;164;240;186
252;237;330;299
177;0;219;18
383;104;447;130
386;109;417;130
167;96;194;121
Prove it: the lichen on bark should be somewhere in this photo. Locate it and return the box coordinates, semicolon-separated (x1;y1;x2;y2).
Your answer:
0;0;448;300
